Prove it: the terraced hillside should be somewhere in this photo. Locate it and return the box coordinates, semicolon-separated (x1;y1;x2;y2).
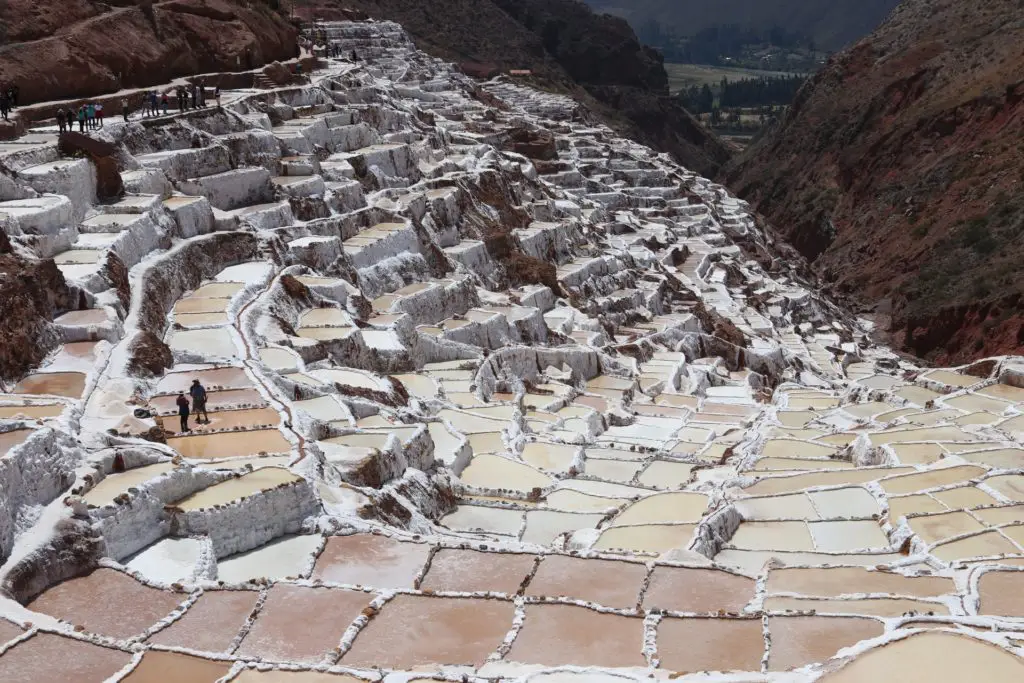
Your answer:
0;18;1023;683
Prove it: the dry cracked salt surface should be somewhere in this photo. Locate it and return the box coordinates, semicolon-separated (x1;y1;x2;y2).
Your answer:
0;18;1023;683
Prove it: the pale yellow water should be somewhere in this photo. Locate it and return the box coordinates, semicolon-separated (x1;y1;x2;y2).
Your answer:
931;530;1021;562
729;521;815;552
594;523;697;553
521;510;604;545
817;631;1024;682
84;462;176;506
167;429;292;459
637;461;695;488
460;453;553;493
0;403;63;420
880;465;988;495
522;442;577;473
174;467;301;511
0;428;34;456
544;489;624;513
13;372;86;399
763;596;949;617
734;494;819;520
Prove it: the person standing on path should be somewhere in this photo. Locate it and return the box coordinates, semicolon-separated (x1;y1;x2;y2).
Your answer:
95;102;104;128
56;108;66;133
10;85;18;108
86;103;96;130
122;98;129;122
149;90;158;117
161;92;169;115
77;106;86;132
0;92;8;122
215;86;221;109
176;393;191;433
190;379;209;424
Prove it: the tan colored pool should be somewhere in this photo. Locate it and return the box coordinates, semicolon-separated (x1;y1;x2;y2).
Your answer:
817;631;1024;682
13;371;86;399
766;566;953;597
84;461;176;506
167;428;292;459
508;604;647;669
593;523;696;553
0;403;64;420
174;467;301;510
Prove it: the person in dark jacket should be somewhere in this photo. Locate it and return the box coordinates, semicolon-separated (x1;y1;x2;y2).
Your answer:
176;393;191;432
190;379;209;424
0;93;8;122
56;108;66;133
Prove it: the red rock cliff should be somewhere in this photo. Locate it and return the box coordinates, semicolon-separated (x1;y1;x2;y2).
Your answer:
0;0;299;105
723;0;1024;364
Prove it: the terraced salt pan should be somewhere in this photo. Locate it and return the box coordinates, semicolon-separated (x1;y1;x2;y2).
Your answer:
507;604;646;669
522;442;577;472
637;460;696;488
594;523;697;553
174;467;300;510
259;347;301;372
167;428;292;459
157;367;252;392
818;631;1024;682
28;569;183;639
121;649;232;682
0;403;63;419
766;566;954;597
216;534;322;582
168;328;237;359
879;465;988;495
441;504;524;536
984;474;1024;501
344;594;515;670
930;530;1022;562
238;585;370;664
767;616;884;672
12;371;86;398
526;555;646;608
743;467;914;495
0;428;34;456
0;633;132;681
312;534;429;588
84;461;176;506
150;388;265;414
125;537;204;583
544;488;623;512
608;491;709;526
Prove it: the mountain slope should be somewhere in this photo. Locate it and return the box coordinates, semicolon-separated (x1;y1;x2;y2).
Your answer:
0;0;298;105
585;0;900;52
300;0;731;177
723;0;1024;363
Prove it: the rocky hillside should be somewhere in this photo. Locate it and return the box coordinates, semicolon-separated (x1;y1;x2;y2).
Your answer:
585;0;900;52
299;0;731;177
0;0;298;105
723;0;1024;364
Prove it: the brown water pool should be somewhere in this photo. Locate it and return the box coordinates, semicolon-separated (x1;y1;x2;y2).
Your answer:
28;568;183;639
148;589;259;652
236;585;371;663
420;548;536;595
526;555;645;608
506;603;646;669
311;534;430;589
344;594;514;669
